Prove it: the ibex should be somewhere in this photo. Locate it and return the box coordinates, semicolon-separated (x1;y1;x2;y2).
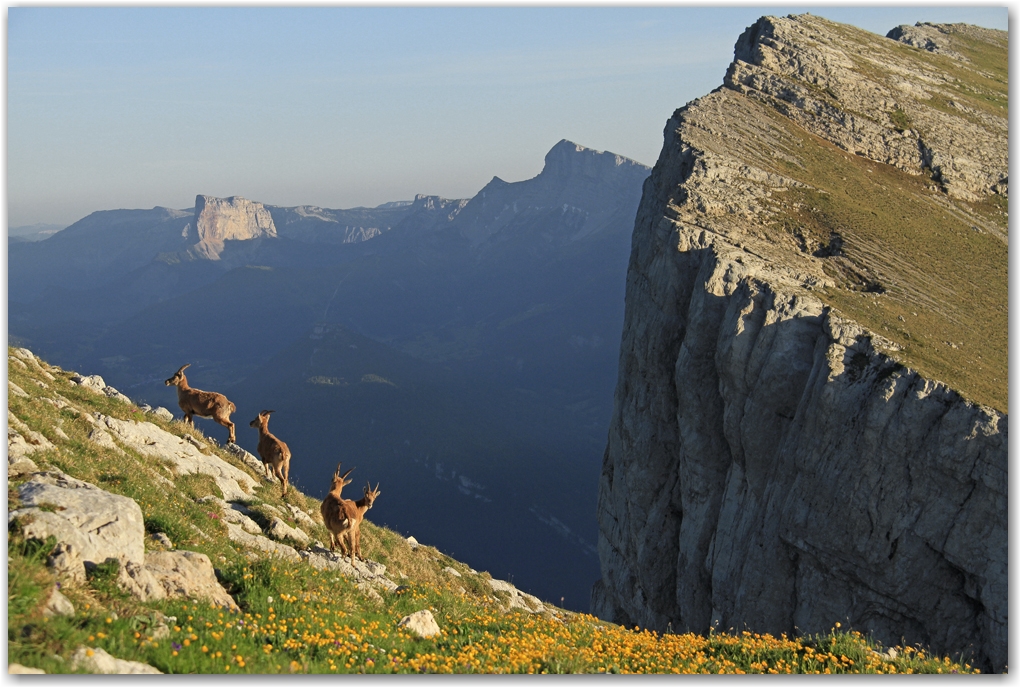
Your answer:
164;364;236;444
338;482;381;562
249;410;292;497
319;462;355;553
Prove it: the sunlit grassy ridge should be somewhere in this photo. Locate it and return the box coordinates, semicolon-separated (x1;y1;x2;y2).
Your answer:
743;21;1008;413
763;124;1007;412
834;22;1008;121
7;347;980;673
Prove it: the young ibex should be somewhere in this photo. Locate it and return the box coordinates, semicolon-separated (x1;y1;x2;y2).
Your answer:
164;363;236;443
319;463;355;553
249;410;292;497
337;482;381;562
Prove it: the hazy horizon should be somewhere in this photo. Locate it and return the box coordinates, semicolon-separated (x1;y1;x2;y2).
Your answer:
8;5;1008;228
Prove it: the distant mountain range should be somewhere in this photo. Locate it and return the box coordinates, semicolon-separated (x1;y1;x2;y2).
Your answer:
8;223;66;243
8;139;650;610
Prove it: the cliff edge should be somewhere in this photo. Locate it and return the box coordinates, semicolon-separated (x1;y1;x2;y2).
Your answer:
189;195;278;259
594;15;1006;672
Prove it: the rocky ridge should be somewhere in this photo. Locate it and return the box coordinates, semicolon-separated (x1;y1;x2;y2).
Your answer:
594;15;1006;672
726;18;1007;204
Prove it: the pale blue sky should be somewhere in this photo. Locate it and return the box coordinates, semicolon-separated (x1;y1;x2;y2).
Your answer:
7;5;1009;227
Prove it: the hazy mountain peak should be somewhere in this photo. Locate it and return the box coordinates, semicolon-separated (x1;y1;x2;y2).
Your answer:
453;140;649;247
540;139;649;181
477;176;509;195
190;194;277;260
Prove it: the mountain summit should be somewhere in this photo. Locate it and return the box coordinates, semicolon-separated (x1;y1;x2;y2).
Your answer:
453;140;649;247
542;139;647;181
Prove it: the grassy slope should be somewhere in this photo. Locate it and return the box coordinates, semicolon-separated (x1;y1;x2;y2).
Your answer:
753;25;1008;413
7;347;978;673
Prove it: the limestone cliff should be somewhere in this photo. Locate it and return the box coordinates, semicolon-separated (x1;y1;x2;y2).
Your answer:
594;15;1006;672
189;195;277;260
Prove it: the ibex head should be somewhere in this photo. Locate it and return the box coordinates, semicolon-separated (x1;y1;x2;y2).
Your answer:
330;463;355;493
249;409;275;429
363;482;381;509
164;363;191;387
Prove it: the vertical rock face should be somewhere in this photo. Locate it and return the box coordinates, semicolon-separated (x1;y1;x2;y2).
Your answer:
595;14;1006;672
190;195;277;259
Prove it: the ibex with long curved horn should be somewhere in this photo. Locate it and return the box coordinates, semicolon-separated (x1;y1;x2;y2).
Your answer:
249;410;292;497
320;462;355;553
338;482;381;562
164;363;236;443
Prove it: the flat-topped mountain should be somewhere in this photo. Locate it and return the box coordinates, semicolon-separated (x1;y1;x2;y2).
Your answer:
594;15;1006;672
189;195;277;260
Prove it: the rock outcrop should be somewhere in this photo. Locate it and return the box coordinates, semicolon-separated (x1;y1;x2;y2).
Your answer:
594;14;1006;673
189;195;277;260
397;609;442;638
10;468;241;610
94;414;259;501
10;470;147;565
119;550;239;610
9;409;54;476
9;664;47;674
69;646;162;675
489;578;546;614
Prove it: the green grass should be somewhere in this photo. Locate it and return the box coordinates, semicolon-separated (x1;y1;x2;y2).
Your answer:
750;21;1008;414
825;18;1008;121
751;78;1007;412
888;108;912;132
6;353;986;673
